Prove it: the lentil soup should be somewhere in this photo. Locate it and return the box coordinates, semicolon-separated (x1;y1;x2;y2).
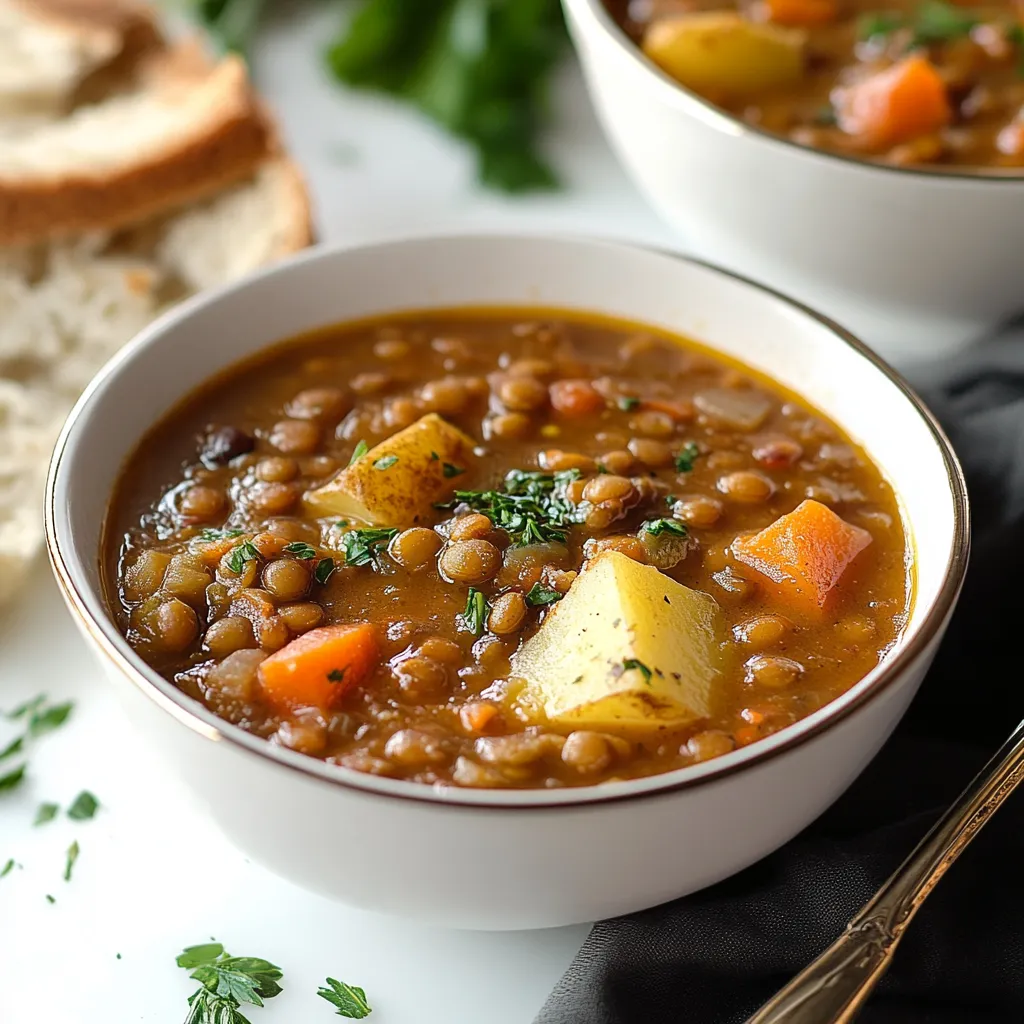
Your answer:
105;309;911;790
607;0;1024;169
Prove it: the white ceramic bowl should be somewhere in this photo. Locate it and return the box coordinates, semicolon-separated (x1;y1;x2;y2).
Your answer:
46;235;968;930
562;0;1024;363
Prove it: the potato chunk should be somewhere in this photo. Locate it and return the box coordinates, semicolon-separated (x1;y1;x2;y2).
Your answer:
512;551;725;730
642;12;805;99
305;413;476;526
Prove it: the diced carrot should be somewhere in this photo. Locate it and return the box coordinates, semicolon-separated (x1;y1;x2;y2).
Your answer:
258;622;380;712
194;535;248;566
733;725;763;747
835;56;952;149
550;379;606;417
460;701;500;733
733;499;872;618
740;706;767;726
764;0;837;26
642;397;695;422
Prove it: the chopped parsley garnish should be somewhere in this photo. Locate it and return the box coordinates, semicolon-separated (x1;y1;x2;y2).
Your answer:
177;942;284;1024
443;462;465;478
45;894;55;904
0;765;26;792
623;658;653;685
617;396;640;411
525;583;563;607
373;455;398;471
283;541;318;560
327;668;347;683
314;557;338;585
442;468;582;547
0;735;23;761
225;540;261;575
459;589;490;636
349;439;369;465
857;10;905;39
430;451;440;461
199;527;244;541
1;858;14;878
5;694;45;720
64;840;79;882
318;977;373;1018
910;0;977;45
341;528;398;568
67;791;99;821
674;442;700;474
34;802;59;826
640;519;689;538
28;701;73;738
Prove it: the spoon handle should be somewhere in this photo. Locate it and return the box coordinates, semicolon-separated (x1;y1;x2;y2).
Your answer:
745;717;1024;1024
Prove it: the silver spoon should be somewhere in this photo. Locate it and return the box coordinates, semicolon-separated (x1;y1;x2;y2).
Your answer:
745;717;1024;1023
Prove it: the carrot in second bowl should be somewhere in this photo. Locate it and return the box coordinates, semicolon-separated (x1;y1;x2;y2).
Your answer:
258;622;380;712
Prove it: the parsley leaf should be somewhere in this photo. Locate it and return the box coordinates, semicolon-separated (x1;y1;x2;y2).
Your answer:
327;668;347;683
5;694;45;720
64;840;80;882
28;701;73;737
373;455;398;471
178;943;284;1023
1;858;14;878
674;442;700;473
34;802;59;826
283;541;318;560
640;519;688;538
225;541;261;575
442;462;465;478
442;468;581;547
459;588;490;636
199;527;244;541
910;0;977;45
617;396;640;411
0;735;23;761
0;765;26;792
857;10;905;39
315;557;338;585
45;894;55;904
525;582;562;606
342;528;398;568
177;943;227;969
67;791;99;821
349;440;370;465
623;658;653;685
318;977;372;1018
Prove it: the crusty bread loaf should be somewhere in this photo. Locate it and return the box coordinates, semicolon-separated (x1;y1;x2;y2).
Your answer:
0;42;277;246
0;0;160;122
0;159;313;605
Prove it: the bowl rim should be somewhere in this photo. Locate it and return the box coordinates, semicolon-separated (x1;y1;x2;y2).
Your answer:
564;0;1024;185
44;232;971;811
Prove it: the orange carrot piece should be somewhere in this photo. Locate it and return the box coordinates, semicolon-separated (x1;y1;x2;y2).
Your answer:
733;725;763;747
836;56;952;149
641;398;695;422
764;0;837;26
733;499;872;618
258;623;380;712
550;379;606;417
460;702;500;733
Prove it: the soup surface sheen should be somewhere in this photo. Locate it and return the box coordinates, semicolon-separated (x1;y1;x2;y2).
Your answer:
607;0;1024;168
106;310;910;789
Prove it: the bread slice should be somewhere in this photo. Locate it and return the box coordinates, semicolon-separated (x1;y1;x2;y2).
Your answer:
0;158;312;605
0;0;160;122
0;42;276;246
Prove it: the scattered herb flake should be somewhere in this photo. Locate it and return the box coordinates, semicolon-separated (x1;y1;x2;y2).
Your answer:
315;557;337;585
857;11;905;39
373;455;399;471
342;528;398;568
318;977;373;1018
327;668;347;684
283;541;318;560
525;583;563;607
67;791;99;821
5;694;45;720
640;519;688;538
64;840;80;882
0;735;23;761
199;527;244;541
29;701;73;737
349;440;369;465
34;802;59;826
45;894;55;904
674;442;700;473
430;451;440;461
1;858;14;878
116;953;122;960
623;658;653;685
442;462;465;478
0;765;26;792
617;396;640;411
225;541;261;575
459;588;490;636
910;0;977;45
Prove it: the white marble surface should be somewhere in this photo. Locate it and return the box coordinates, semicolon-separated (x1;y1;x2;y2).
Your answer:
0;5;687;1022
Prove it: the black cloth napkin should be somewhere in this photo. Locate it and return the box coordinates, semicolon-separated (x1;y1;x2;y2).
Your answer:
536;322;1024;1024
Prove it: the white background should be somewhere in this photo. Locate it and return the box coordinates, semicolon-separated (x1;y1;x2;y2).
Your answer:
0;5;685;1023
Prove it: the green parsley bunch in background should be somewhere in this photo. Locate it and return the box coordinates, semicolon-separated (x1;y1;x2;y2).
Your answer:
193;0;569;192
